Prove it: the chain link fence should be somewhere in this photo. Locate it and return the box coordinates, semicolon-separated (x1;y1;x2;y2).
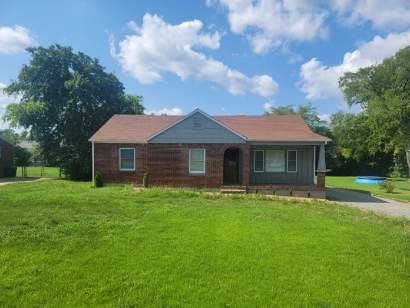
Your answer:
16;166;63;178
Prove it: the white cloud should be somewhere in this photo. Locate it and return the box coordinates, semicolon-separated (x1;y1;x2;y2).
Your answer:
299;31;410;99
263;101;274;112
209;1;410;54
331;0;410;30
318;113;331;123
0;25;36;54
111;13;278;97
214;0;328;54
145;107;184;116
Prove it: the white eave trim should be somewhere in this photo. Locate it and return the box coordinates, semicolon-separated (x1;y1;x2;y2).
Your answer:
88;139;146;144
248;139;328;143
146;108;248;142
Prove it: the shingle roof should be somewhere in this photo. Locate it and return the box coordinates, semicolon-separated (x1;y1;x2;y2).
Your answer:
90;113;330;143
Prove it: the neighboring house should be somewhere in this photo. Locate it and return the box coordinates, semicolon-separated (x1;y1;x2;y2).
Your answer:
90;109;330;196
0;136;14;178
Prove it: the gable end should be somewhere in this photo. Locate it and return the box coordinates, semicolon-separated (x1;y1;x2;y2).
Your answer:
148;109;247;144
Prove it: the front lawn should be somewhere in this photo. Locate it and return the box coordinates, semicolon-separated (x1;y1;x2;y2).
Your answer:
327;176;410;202
0;181;409;306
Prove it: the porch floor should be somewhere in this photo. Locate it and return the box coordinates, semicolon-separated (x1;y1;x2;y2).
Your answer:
220;184;325;199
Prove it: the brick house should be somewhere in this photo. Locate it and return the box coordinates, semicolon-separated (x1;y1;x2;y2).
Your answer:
90;109;330;196
0;136;14;178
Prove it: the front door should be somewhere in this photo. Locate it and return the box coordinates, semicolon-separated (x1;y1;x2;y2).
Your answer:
223;148;241;184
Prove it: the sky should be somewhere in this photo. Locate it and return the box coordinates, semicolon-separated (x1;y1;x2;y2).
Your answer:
1;0;410;129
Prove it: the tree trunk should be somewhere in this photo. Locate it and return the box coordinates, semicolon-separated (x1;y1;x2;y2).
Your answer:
406;143;410;179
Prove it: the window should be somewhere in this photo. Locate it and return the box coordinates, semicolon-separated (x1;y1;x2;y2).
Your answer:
287;150;297;172
119;148;135;171
189;149;205;174
265;150;285;172
254;150;264;172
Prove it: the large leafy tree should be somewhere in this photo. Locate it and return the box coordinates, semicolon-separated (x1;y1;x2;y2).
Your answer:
329;112;394;175
4;45;144;179
0;129;21;144
339;46;410;177
264;103;330;136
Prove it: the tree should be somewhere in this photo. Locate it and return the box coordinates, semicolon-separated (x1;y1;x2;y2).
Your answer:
264;103;330;135
340;46;410;177
4;45;144;180
0;129;21;145
329;111;394;175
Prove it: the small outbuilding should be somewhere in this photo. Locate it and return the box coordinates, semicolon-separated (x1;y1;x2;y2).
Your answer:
0;136;14;178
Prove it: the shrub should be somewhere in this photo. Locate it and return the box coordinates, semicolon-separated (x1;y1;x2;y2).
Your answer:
379;180;395;193
143;172;149;188
95;171;103;188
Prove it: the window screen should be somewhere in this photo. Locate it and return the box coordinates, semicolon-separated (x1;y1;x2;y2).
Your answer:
265;150;285;172
254;150;264;172
287;150;297;172
119;148;135;171
189;149;205;173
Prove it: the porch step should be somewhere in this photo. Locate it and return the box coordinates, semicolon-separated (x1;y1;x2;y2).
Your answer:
220;185;247;194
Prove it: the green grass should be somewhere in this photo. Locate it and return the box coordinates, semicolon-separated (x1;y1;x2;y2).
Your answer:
327;176;410;202
16;166;61;178
0;181;409;306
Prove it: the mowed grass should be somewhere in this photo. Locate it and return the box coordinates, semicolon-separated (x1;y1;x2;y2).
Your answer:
0;181;409;306
16;166;61;178
327;176;410;202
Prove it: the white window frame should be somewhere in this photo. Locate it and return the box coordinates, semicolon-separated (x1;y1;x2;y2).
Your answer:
253;150;265;172
287;150;297;173
189;148;206;174
119;148;136;171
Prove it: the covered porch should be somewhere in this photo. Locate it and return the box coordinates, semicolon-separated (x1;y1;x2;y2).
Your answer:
221;142;328;197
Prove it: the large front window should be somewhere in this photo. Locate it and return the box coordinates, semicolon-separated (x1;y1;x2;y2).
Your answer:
119;148;135;171
189;149;205;174
265;150;285;172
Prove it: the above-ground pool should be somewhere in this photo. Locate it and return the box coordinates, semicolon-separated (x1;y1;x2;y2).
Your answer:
355;176;385;184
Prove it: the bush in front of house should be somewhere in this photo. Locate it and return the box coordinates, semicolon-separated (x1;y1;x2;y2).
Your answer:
143;172;149;188
379;180;395;193
95;171;103;188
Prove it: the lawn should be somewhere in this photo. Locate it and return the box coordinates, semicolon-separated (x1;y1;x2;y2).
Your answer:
16;166;61;178
327;176;410;202
0;181;409;306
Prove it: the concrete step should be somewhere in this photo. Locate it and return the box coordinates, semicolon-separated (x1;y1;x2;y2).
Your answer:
220;185;247;194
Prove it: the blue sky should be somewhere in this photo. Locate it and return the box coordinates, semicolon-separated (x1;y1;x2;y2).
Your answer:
1;0;410;128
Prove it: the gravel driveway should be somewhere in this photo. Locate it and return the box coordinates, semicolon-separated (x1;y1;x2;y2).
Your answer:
327;188;410;219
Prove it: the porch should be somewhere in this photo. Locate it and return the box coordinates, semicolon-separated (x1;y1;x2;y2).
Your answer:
222;143;328;193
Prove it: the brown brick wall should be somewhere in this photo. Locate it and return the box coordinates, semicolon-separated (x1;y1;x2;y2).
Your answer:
94;143;147;183
0;139;14;178
94;142;250;187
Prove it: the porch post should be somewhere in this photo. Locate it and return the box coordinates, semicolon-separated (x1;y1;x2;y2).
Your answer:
316;144;326;189
317;144;326;171
242;144;250;187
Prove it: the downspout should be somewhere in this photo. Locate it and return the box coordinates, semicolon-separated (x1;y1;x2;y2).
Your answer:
91;141;95;185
